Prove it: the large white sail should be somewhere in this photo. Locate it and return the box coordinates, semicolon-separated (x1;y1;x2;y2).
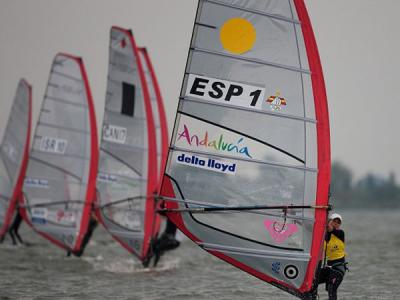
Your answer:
160;0;330;297
0;79;32;237
20;53;98;254
96;27;158;263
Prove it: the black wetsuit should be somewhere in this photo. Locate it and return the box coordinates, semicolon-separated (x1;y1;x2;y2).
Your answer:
4;211;24;245
304;230;346;300
70;217;98;257
151;219;180;266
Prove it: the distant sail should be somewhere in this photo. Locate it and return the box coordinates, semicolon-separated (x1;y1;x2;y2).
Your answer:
160;0;330;297
20;53;98;254
96;27;158;263
138;47;169;192
0;79;32;236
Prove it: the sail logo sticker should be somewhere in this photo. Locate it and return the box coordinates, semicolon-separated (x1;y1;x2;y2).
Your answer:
220;18;256;55
267;91;287;111
186;74;265;110
97;172;117;183
264;219;298;244
176;152;236;175
177;124;252;158
103;124;127;144
56;210;76;223
24;178;49;189
271;262;281;275
40;137;68;154
31;207;48;225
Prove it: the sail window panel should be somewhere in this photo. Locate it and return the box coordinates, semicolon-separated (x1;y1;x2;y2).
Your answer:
0;158;12;200
98;151;145;182
102;197;146;232
97;154;147;203
48;75;86;107
185;51;310;119
193;209;307;250
33;126;90;159
205;0;298;21
97;175;145;206
294;21;310;71
1;130;25;182
195;2;307;70
9;99;28;127
0;150;18;184
305;123;317;169
169;150;306;206
100;143;146;177
303;171;317;218
180;100;306;163
109;54;138;77
41;100;88;132
52;56;83;83
302;74;315;120
13;87;30;115
4;112;28;147
28;152;89;185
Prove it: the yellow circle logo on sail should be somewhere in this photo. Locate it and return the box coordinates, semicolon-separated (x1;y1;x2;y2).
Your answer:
220;18;256;55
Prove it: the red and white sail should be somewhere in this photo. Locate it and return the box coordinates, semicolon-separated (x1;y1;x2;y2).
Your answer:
20;53;98;254
0;79;32;236
96;27;158;263
160;0;330;297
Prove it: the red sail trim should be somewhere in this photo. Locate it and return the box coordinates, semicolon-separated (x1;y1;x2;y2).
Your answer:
294;0;331;293
70;54;99;253
138;48;169;194
0;80;32;236
138;47;166;238
110;27;158;260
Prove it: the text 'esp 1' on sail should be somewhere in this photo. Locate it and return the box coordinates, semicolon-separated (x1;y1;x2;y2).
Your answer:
20;53;98;254
160;0;330;297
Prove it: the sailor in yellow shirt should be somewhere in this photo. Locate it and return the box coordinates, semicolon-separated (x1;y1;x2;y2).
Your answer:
306;213;347;300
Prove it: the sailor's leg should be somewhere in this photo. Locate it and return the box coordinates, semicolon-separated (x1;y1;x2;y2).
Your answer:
13;214;24;244
327;270;344;300
8;228;16;245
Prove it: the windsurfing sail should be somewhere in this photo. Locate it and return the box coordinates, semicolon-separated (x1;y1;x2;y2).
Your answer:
160;0;330;297
138;47;169;192
19;53;98;254
96;27;158;263
0;79;32;237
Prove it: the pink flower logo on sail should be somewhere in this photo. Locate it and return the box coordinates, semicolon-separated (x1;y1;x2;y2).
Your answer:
264;219;298;244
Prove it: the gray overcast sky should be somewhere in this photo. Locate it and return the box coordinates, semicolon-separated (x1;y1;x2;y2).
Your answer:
1;1;399;181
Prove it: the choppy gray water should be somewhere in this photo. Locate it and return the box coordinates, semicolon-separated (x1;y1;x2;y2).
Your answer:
0;210;399;299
